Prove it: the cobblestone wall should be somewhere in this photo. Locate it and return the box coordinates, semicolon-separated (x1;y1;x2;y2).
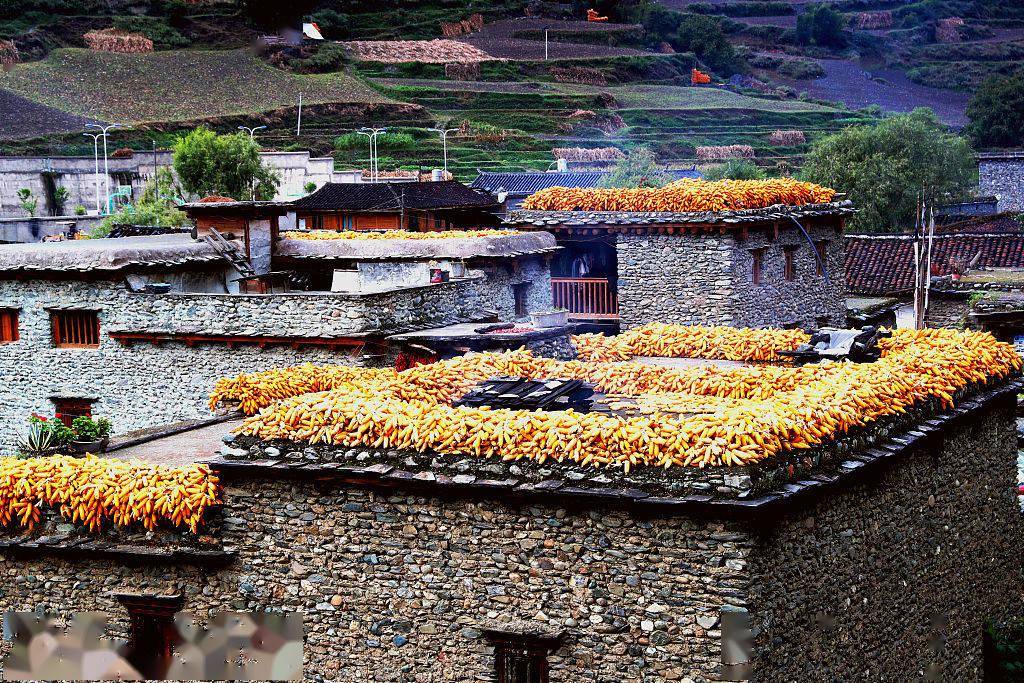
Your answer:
979;157;1024;213
616;224;846;330
471;256;552;321
746;395;1024;680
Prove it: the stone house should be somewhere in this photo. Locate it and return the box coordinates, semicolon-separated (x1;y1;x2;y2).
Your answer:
978;151;1024;214
505;201;852;330
0;328;1019;681
0;229;556;452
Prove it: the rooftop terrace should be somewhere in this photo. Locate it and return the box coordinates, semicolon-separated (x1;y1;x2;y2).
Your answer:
209;325;1020;499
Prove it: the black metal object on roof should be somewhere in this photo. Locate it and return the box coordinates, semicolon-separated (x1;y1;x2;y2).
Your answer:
454;377;596;412
780;326;891;365
291;181;498;212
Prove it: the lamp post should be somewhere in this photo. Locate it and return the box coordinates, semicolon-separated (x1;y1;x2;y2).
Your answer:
238;125;267;141
86;123;127;214
357;127;388;183
428;127;458;176
82;132;103;215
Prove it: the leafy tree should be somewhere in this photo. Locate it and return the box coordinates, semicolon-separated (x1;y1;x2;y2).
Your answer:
90;168;188;237
599;147;673;188
172;127;280;200
801;108;975;233
702;159;767;181
796;4;847;49
17;188;37;217
53;186;70;214
965;73;1024;149
673;14;745;76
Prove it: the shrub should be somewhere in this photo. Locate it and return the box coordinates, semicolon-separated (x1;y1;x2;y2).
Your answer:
796;4;848;48
297;42;347;73
966;73;1024;148
112;16;190;48
70;416;112;441
702;159;767;180
74;204;87;216
674;14;746;76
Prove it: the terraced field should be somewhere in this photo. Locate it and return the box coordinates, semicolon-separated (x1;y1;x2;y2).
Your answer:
0;48;388;124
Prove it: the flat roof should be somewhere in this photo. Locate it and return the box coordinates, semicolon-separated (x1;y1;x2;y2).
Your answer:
0;234;223;273
276;230;558;260
209;325;1020;484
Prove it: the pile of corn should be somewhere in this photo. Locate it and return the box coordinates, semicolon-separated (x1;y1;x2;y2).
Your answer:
281;229;514;241
574;323;810;362
0;456;220;533
210;327;1020;470
520;178;836;213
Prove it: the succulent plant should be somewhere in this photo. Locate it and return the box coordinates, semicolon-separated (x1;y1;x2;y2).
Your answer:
16;422;56;457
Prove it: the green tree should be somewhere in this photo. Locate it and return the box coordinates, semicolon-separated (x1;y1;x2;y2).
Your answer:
796;4;847;49
965;73;1024;149
17;188;37;217
172;127;280;200
599;147;673;188
90;168;188;237
801;109;975;233
702;159;767;181
673;14;745;76
53;186;70;215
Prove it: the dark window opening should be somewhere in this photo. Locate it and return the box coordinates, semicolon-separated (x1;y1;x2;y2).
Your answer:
0;308;18;342
51;309;100;348
815;241;828;276
485;630;563;683
784;247;798;281
115;593;184;680
750;248;766;285
512;282;530;317
52;398;93;428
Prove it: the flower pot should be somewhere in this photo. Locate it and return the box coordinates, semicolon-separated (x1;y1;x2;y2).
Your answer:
530;310;569;328
70;437;109;455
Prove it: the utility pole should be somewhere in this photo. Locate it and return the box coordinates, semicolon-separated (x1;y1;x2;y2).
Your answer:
428;127;458;175
86;123;126;214
83;132;103;215
545;30;549;60
152;139;159;226
296;93;303;136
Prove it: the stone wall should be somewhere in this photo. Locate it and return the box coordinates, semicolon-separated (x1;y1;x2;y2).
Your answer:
471;256;553;321
746;394;1024;679
979;156;1024;213
0;274;499;452
616;224;846;330
0;482;752;683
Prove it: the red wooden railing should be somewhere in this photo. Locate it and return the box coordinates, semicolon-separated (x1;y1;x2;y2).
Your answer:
551;277;619;320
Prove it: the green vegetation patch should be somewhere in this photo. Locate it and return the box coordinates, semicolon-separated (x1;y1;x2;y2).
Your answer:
0;48;388;123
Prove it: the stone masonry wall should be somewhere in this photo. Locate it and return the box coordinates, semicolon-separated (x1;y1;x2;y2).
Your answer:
616;224;846;330
617;233;735;329
746;395;1024;680
0;482;753;683
979;157;1024;213
0;274;498;452
471;256;552;321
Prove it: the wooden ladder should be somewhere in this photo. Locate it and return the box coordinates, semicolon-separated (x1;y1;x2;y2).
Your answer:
204;228;256;278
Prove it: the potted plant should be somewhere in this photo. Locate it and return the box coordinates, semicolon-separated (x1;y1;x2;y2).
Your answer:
70;416;112;454
25;414;75;455
16;421;58;458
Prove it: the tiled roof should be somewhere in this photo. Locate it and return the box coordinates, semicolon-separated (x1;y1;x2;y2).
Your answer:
470;168;702;197
291;181;498;212
505;200;855;229
846;228;1024;295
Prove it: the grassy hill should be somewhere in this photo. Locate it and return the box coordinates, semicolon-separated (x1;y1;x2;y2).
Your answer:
0;48;388;123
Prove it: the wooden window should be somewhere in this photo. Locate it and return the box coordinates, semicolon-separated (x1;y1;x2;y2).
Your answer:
815;240;828;276
51;309;100;348
342;214;353;229
115;593;184;680
750;249;765;285
784;247;798;281
0;308;18;342
52;398;93;428
512;282;530;318
486;631;562;683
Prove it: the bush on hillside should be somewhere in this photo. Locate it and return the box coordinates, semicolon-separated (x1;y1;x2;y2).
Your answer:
702;159;767;180
965;73;1024;148
112;16;189;49
796;4;848;49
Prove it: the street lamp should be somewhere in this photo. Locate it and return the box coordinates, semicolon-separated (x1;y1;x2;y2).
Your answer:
86;123;128;214
428;127;458;176
238;125;267;141
82;132;103;215
358;127;388;183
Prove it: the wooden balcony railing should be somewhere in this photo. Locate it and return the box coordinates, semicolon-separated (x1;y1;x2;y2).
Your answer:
551;277;619;320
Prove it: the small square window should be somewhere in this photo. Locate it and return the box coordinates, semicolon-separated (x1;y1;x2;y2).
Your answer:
512;282;530;318
51;310;100;348
486;630;562;683
750;249;766;285
52;398;93;428
0;308;18;342
784;247;798;281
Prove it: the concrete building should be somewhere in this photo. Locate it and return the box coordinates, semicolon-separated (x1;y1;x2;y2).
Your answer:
0;227;556;452
978;151;1024;213
0;325;1019;681
505;201;853;330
